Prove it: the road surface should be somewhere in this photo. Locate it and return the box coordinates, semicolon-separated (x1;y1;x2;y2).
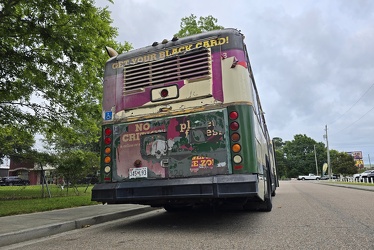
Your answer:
4;181;374;250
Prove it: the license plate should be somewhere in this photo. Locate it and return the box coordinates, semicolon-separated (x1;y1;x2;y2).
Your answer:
129;167;148;179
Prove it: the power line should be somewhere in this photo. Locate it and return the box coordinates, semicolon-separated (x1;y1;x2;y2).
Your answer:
329;82;374;126
333;105;374;134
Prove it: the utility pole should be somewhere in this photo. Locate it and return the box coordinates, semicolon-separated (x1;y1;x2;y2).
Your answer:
324;125;331;179
314;145;318;176
369;154;372;168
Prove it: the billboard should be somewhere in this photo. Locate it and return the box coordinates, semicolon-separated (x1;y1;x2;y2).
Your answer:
346;151;364;169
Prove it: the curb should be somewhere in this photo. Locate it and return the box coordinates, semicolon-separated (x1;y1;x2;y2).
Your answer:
0;206;156;247
317;182;374;192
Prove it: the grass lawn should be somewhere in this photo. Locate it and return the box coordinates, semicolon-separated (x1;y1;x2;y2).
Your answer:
0;185;99;217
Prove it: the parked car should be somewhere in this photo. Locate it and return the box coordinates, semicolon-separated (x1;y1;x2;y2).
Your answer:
353;173;361;181
297;174;321;180
359;170;374;182
0;176;30;186
367;171;374;179
320;175;338;180
77;175;99;185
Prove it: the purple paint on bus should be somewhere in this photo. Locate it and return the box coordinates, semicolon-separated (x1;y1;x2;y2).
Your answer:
102;49;247;114
123;81;185;109
211;51;223;102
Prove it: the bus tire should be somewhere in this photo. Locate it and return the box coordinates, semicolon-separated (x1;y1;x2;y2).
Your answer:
271;189;276;197
259;169;273;212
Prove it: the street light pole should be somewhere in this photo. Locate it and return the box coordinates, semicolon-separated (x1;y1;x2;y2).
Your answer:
369;154;372;168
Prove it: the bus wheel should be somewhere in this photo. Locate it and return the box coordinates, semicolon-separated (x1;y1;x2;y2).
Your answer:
271;189;276;197
258;170;273;212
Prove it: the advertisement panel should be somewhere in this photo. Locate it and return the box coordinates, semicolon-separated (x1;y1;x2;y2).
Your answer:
346;151;364;169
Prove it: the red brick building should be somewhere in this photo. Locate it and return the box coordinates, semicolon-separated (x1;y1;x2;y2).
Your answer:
8;156;55;185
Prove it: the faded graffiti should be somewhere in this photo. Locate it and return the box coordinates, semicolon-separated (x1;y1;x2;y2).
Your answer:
115;111;229;178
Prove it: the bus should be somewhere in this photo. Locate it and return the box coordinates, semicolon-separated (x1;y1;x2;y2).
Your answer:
92;28;278;212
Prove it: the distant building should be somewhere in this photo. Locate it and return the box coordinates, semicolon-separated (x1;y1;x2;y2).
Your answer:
0;166;9;177
8;156;56;185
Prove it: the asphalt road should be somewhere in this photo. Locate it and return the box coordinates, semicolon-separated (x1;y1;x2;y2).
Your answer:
4;181;374;250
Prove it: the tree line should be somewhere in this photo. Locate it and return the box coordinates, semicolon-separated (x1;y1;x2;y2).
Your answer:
274;134;358;179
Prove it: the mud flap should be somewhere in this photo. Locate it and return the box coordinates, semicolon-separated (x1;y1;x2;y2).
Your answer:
243;169;272;212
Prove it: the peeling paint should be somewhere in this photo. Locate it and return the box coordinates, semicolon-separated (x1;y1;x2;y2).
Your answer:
112;110;229;180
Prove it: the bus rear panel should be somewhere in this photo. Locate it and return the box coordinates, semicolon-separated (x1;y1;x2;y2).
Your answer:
92;28;277;210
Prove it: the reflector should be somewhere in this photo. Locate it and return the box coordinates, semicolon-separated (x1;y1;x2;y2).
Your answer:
234;165;243;170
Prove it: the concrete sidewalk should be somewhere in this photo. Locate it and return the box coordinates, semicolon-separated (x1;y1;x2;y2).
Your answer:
0;204;156;247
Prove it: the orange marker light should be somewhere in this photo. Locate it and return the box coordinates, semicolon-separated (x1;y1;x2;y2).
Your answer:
104;156;111;164
104;147;111;154
232;143;241;153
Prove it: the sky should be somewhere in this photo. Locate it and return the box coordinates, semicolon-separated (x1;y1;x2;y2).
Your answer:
92;0;374;167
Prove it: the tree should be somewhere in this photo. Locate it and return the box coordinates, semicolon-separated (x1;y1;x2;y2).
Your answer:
330;151;356;176
0;0;132;158
175;14;224;38
272;137;288;179
282;134;326;178
0;126;34;163
56;150;99;191
273;137;285;151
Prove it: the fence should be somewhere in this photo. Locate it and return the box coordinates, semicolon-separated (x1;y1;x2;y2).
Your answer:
337;176;374;184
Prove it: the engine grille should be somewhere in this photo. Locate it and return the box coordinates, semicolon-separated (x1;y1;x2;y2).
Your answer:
123;48;211;94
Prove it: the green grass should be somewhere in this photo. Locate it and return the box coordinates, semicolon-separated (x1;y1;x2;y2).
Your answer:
0;185;99;217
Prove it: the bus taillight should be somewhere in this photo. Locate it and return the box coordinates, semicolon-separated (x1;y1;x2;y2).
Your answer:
104;137;111;145
104;128;112;136
231;133;240;141
229;111;238;120
103;126;113;182
230;122;239;131
229;110;242;171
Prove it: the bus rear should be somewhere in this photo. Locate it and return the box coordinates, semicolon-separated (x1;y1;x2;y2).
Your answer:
92;28;277;211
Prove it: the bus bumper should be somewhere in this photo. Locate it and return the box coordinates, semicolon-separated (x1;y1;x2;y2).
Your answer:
91;174;261;206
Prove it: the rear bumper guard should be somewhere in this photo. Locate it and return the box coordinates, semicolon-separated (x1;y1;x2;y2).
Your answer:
92;174;259;204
